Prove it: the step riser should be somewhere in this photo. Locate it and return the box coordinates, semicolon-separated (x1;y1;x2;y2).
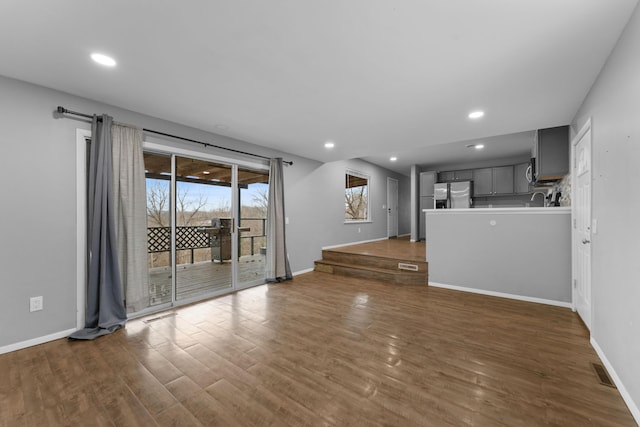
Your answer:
315;263;427;286
321;250;427;273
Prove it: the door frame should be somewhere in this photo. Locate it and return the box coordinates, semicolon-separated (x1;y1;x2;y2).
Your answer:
387;177;399;238
571;118;592;328
144;142;270;301
76;129;90;329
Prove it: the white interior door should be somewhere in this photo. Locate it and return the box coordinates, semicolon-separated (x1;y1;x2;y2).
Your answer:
574;126;592;329
387;178;399;238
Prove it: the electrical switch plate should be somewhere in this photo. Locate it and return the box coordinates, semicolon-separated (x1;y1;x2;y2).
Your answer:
285;217;289;225
30;296;43;312
592;219;598;234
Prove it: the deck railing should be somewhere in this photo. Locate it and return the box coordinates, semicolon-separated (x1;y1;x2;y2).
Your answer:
147;217;267;265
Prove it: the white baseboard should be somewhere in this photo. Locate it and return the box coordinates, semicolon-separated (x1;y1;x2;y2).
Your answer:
429;282;573;309
0;328;76;355
293;268;314;276
322;236;388;250
590;337;640;424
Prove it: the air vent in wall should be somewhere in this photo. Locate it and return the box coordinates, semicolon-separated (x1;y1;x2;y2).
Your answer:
398;263;419;272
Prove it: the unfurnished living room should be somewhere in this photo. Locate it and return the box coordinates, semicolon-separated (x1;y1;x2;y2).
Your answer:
1;1;639;426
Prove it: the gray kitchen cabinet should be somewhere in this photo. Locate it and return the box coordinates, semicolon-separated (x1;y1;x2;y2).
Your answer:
493;166;514;194
514;162;530;194
534;125;569;182
438;171;455;182
473;168;493;195
473;166;514;195
454;170;473;181
419;171;436;197
438;169;472;182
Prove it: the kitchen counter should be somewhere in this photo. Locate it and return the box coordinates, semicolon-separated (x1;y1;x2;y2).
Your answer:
424;207;571;214
424;207;572;306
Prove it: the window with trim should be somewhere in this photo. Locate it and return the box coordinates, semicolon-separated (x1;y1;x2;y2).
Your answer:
345;170;370;222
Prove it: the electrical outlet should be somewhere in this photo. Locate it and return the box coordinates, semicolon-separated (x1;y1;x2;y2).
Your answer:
30;296;43;312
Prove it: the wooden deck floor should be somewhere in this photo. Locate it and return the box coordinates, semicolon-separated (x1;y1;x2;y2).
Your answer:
149;255;265;305
1;272;635;426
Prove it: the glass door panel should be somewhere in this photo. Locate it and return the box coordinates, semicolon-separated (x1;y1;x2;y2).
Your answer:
175;156;233;300
144;152;174;307
237;167;269;288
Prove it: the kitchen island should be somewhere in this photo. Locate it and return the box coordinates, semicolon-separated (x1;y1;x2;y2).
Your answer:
424;207;571;306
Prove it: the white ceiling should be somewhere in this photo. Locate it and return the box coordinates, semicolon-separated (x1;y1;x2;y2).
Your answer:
0;1;637;175
386;130;537;171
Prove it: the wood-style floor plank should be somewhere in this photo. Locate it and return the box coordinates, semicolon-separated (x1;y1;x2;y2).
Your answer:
0;271;636;426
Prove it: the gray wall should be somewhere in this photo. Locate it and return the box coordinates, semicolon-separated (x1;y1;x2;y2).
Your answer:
425;210;572;303
572;2;640;415
0;75;408;349
284;156;410;271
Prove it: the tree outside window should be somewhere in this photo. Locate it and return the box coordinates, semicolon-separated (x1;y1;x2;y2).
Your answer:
345;170;369;221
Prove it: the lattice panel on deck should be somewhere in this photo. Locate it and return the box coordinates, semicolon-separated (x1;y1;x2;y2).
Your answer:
147;226;211;253
176;226;210;250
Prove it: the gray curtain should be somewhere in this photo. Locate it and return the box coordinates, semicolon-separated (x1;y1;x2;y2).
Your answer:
69;115;127;340
111;124;149;313
265;158;292;282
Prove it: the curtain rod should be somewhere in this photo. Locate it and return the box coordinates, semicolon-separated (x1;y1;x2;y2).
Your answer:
56;106;293;165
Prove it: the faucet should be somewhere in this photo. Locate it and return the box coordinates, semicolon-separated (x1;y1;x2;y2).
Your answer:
530;191;547;207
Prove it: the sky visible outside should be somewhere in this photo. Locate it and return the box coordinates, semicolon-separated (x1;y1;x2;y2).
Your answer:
146;178;268;211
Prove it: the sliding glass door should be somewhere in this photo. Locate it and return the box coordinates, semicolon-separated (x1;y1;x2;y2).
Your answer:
145;152;173;306
237;166;269;289
174;156;234;300
144;150;268;310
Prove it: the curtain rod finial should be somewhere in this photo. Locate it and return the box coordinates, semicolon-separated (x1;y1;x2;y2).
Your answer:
57;106;66;114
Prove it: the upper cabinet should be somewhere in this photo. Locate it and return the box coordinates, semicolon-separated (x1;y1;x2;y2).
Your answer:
453;170;473;181
438;159;536;197
419;171;437;197
472;168;493;195
438;169;472;182
534;125;569;182
493;166;514;194
473;166;514;196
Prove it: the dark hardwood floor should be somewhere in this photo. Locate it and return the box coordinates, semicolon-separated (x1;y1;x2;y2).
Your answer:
326;237;426;263
0;271;635;426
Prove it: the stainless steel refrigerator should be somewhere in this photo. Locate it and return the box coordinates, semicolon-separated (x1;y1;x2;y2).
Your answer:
434;182;449;209
450;181;473;209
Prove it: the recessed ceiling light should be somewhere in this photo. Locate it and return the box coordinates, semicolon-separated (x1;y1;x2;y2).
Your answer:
203;171;210;175
91;53;116;67
475;144;484;150
324;142;335;149
390;157;398;162
468;111;484;119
